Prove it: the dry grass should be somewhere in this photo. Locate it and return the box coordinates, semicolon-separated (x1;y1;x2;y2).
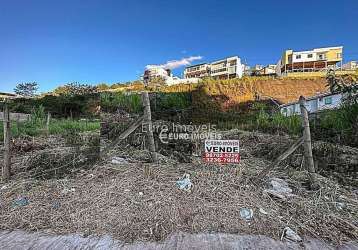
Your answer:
0;133;357;245
0;159;357;244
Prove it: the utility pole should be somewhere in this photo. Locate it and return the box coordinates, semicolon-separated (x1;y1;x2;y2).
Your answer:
299;96;319;190
142;91;157;162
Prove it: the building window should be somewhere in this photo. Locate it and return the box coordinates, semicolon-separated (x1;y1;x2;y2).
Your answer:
324;97;332;105
296;55;301;59
337;53;342;58
308;54;313;58
318;54;325;60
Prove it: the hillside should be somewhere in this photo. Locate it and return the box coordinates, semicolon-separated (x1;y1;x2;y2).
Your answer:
163;77;330;112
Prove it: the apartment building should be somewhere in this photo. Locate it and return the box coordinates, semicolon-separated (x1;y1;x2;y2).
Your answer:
184;56;243;79
255;64;276;76
143;66;198;86
143;67;172;85
183;63;210;78
276;46;343;75
342;61;357;70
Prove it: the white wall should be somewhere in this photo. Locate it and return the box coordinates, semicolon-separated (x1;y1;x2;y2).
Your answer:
292;51;317;63
280;93;343;116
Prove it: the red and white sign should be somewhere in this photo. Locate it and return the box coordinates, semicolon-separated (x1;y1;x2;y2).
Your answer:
203;140;240;163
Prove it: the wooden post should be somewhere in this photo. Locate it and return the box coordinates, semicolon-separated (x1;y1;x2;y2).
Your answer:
100;115;144;158
3;102;11;181
142;91;157;162
256;137;304;181
3;105;6;145
299;96;319;190
46;112;51;136
16;114;20;135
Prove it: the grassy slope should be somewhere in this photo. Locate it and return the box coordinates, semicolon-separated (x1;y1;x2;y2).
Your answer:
111;76;330;106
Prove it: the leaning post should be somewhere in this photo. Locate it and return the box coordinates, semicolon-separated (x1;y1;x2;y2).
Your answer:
141;91;157;162
46;112;51;136
299;96;319;190
3;101;11;181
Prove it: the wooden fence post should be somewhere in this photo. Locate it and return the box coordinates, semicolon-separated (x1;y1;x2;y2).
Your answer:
3;105;6;145
255;137;304;181
3;102;11;181
16;113;20;134
299;96;319;190
46;112;51;136
142;91;157;162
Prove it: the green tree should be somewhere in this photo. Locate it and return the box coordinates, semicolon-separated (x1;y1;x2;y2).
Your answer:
53;82;98;96
97;83;109;91
14;82;38;97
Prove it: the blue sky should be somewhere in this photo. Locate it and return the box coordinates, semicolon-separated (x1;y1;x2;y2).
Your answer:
0;0;357;93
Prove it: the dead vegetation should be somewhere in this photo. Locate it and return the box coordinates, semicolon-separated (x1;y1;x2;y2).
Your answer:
0;131;357;245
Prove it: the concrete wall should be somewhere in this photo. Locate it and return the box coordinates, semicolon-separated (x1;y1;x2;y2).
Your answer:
280;93;342;116
0;112;31;122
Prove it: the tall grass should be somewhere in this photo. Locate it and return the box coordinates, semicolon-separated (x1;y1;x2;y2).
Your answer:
312;103;358;146
154;92;191;111
0;119;99;141
101;92;142;113
0;105;99;141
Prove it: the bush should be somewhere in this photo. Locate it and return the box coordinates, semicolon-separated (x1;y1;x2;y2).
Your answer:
101;92;142;113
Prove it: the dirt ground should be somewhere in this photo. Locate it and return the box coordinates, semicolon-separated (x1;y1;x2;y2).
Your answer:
0;132;357;246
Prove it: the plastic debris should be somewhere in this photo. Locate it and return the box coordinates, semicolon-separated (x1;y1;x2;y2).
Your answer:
52;201;60;209
0;185;7;190
264;178;293;200
139;192;143;196
176;174;192;192
259;208;268;215
61;188;76;194
13;197;29;207
281;227;302;242
336;202;346;210
111;157;129;164
240;208;254;220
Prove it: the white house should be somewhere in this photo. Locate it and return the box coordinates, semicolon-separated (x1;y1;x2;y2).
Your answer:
143;66;199;86
280;92;343;116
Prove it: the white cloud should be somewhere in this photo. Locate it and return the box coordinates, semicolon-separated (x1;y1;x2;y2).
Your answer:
146;56;202;70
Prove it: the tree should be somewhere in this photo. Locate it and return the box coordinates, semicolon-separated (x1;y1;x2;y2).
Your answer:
14;82;38;97
97;83;110;91
326;70;358;104
53;82;98;96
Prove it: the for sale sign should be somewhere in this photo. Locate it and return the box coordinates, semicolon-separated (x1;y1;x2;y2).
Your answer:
204;140;240;163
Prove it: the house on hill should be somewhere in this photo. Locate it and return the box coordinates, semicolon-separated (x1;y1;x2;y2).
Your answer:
280;92;343;116
184;56;244;80
276;46;343;76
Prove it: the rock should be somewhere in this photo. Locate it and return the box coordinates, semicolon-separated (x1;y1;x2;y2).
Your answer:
111;157;129;164
264;178;293;200
282;227;302;242
259;208;268;215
